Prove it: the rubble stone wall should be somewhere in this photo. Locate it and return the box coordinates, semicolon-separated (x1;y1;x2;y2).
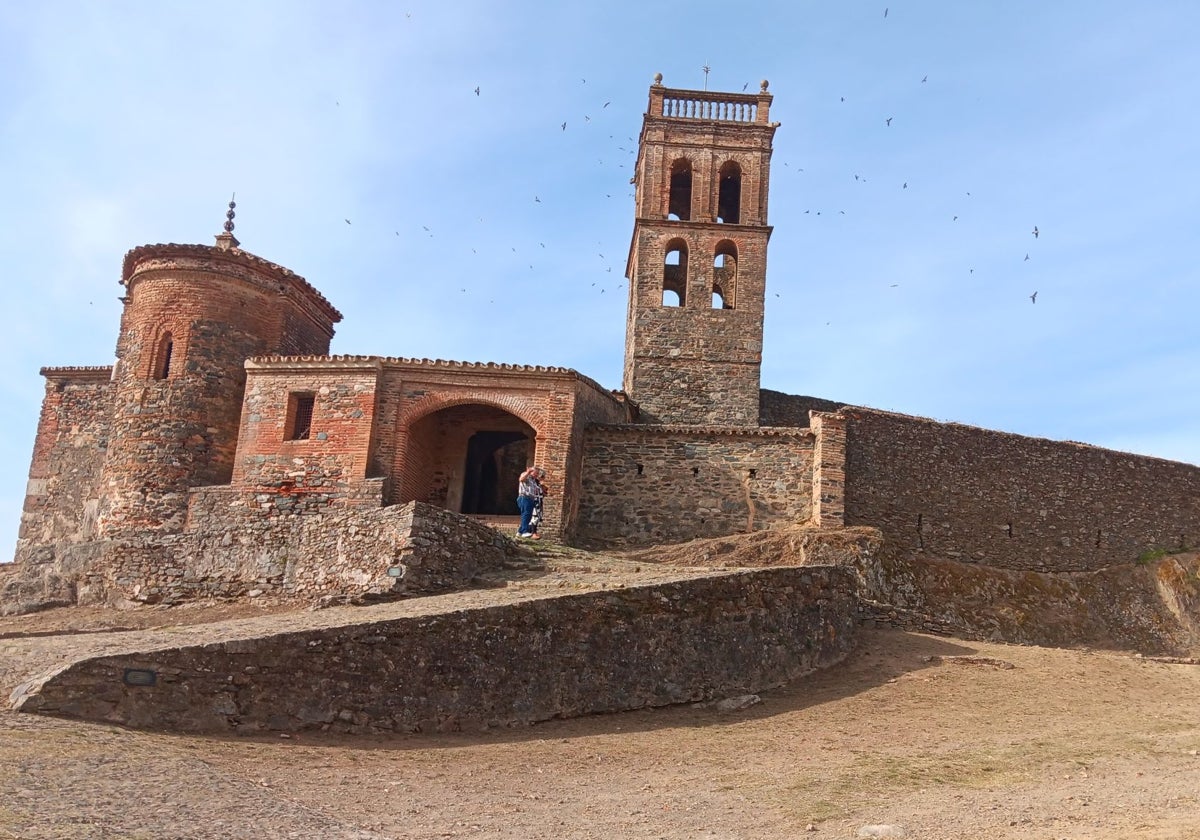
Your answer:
577;425;815;545
842;407;1200;572
15;565;858;734
15;368;112;563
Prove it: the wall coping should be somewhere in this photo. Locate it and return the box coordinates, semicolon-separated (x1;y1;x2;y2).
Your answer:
39;366;114;382
245;354;617;401
589;422;814;439
839;405;1200;467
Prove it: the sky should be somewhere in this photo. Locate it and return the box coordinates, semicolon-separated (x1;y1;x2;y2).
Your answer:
1;2;1198;559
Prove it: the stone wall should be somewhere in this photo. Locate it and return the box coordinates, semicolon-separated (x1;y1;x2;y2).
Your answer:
4;499;515;612
15;367;112;563
576;425;815;545
131;496;513;603
758;390;847;428
13;565;859;734
842;407;1200;572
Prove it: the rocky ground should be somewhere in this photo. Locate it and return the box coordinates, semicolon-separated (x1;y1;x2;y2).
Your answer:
2;542;1199;839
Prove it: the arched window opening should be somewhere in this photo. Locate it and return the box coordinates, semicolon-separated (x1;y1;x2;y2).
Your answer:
153;332;174;380
668;159;693;221
717;161;742;224
662;239;688;307
712;241;738;310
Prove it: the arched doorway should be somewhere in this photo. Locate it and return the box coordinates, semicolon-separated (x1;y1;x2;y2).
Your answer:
462;430;528;514
398;403;536;515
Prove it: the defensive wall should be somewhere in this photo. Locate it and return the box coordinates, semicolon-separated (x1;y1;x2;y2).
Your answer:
840;406;1200;573
576;423;816;545
11;565;859;734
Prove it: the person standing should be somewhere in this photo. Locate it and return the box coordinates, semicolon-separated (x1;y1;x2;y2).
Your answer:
516;466;544;539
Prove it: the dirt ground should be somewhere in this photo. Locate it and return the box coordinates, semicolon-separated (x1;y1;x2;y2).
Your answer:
2;598;1199;840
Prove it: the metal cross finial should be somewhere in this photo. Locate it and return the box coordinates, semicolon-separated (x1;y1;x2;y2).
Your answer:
702;62;711;91
224;193;236;233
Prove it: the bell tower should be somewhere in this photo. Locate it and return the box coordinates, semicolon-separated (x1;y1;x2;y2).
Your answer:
623;75;777;426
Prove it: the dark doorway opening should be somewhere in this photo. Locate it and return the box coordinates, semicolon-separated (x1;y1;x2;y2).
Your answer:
461;431;530;515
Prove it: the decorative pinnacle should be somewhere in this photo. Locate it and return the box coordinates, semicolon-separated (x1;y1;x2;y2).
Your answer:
653;72;663;86
760;79;769;92
215;192;240;250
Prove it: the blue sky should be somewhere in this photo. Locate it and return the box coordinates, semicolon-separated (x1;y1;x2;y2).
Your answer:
2;2;1198;558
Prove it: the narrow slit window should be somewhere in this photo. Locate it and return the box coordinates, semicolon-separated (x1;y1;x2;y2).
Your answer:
154;333;174;380
287;393;315;441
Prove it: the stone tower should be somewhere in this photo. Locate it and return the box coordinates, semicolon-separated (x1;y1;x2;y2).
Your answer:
622;75;777;426
96;210;342;537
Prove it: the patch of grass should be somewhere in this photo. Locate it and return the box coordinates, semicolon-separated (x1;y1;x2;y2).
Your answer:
1138;548;1172;565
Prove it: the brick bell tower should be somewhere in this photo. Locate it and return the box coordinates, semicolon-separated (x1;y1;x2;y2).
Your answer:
623;74;777;426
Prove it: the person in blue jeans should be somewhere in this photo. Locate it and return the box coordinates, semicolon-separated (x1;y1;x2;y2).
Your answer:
516;466;545;539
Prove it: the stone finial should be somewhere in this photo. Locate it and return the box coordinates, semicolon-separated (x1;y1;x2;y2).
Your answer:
215;193;240;250
653;72;663;86
760;79;769;93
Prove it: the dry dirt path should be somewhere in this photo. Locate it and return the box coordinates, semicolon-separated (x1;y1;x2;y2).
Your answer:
3;619;1199;839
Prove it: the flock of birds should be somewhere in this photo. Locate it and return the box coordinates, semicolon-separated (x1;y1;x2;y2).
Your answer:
334;7;1047;317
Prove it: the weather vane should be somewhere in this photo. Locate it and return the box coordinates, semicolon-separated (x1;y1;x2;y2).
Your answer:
702;61;711;91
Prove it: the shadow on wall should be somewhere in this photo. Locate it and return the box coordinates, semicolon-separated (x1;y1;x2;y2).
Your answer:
860;546;1200;656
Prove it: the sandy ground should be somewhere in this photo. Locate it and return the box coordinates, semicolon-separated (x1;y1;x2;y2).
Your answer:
3;597;1199;840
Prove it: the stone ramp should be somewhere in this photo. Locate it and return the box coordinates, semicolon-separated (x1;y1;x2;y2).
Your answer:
8;565;859;735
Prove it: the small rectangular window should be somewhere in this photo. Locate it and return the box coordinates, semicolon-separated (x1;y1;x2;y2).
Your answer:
287;393;314;441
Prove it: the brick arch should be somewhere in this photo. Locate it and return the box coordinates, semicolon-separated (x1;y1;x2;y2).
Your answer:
390;391;548;512
138;322;188;380
396;391;546;433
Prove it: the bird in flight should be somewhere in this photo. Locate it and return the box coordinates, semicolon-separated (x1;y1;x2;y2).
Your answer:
603;101;611;108
1030;291;1038;303
344;219;351;225
886;117;893;126
743;83;749;91
1024;253;1030;261
474;86;480;96
902;182;908;189
884;7;888;17
1032;226;1039;238
534;196;541;203
561;122;567;131
921;75;928;83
